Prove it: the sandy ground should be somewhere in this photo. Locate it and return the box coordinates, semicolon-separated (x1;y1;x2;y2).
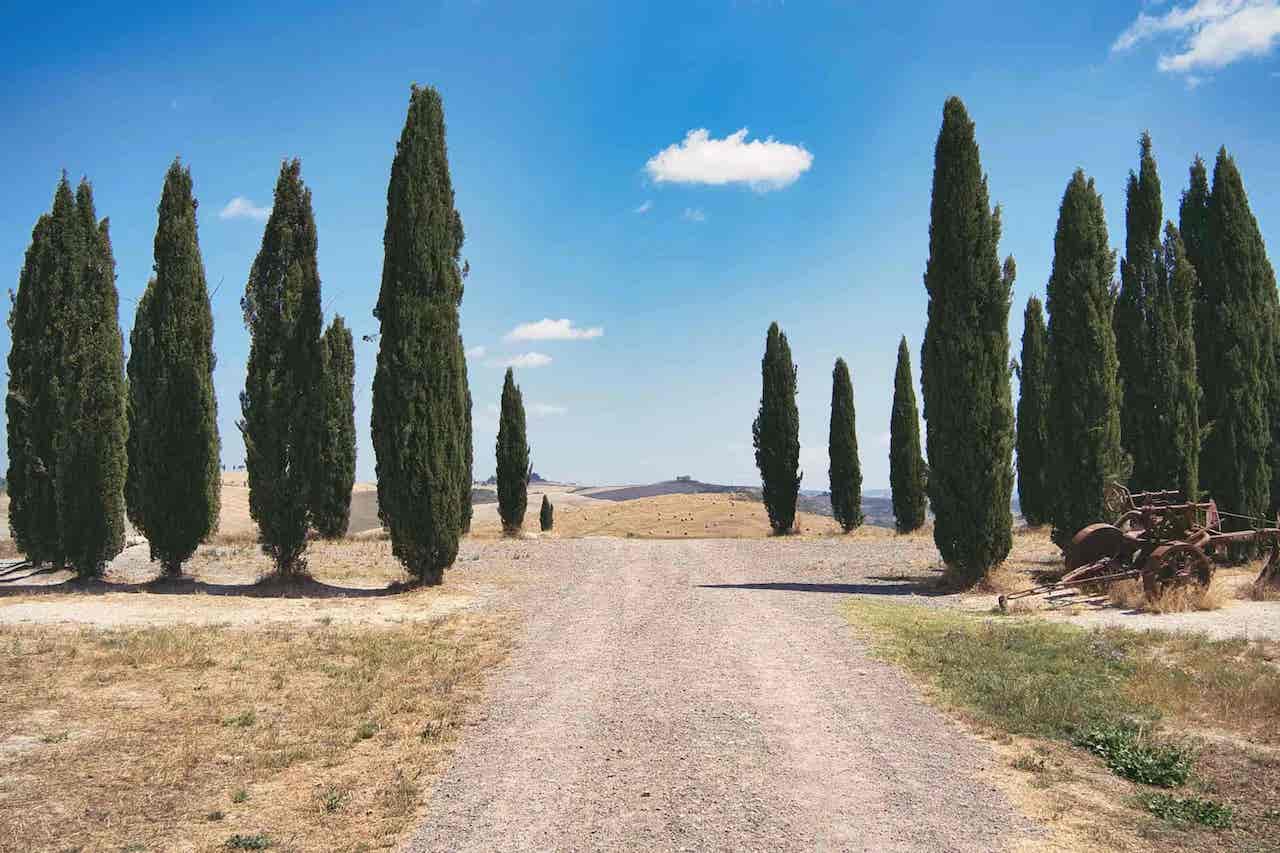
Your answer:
405;538;1041;852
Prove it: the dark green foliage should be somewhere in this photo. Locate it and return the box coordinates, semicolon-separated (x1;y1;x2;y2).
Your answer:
540;493;554;532
312;316;356;538
1114;133;1163;486
828;358;863;532
1016;297;1051;526
752;322;801;534
1045;170;1125;547
238;160;324;575
1145;225;1202;499
461;379;474;535
126;160;221;575
496;368;530;533
1179;155;1211;394
1140;794;1233;829
1075;722;1192;788
920;97;1015;580
1191;150;1274;525
372;85;471;584
56;181;128;577
890;337;927;533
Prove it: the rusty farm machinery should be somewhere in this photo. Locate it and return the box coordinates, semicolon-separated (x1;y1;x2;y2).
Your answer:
998;483;1280;611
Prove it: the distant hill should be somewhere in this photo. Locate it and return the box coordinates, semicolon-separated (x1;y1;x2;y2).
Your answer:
481;472;547;485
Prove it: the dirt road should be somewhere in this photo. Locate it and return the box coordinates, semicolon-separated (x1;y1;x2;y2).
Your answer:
407;537;1038;852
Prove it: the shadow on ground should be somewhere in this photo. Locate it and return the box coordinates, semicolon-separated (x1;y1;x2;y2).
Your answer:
0;568;413;599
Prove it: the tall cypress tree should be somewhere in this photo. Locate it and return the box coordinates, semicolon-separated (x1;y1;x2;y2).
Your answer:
920;97;1015;581
1192;149;1274;524
461;366;474;535
372;85;471;583
57;181;128;577
540;493;554;532
126;160;221;575
496;368;530;533
312;316;356;538
889;336;927;533
1046;170;1125;547
1016;296;1051;526
1114;132;1163;486
828;358;863;532
239;160;324;575
1179;155;1211;397
753;322;801;534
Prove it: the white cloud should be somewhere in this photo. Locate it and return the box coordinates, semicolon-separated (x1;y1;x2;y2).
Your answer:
466;345;487;358
219;196;270;222
683;207;707;223
634;200;653;214
494;352;552;369
645;128;814;191
505;318;603;341
529;403;567;416
1113;0;1280;74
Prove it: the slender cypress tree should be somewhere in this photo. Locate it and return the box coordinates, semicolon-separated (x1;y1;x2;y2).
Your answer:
126;160;221;575
920;97;1015;581
496;368;530;533
1016;296;1051;526
828;358;863;532
461;366;474;534
57;181;128;577
540;493;554;532
1179;155;1211;397
1114;132;1163;485
371;85;470;584
239;160;324;575
889;336;927;533
312;315;356;538
753;322;801;534
1046;170;1125;547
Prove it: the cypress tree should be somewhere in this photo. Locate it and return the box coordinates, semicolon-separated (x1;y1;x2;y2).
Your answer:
312;316;356;538
828;358;863;532
1114;132;1163;486
1015;296;1051;526
540;493;554;532
239;160;324;575
496;368;530;533
1179;155;1211;393
461;369;474;534
57;180;128;577
1192;149;1274;524
920;97;1015;581
125;160;220;575
1046;170;1125;547
371;85;470;584
889;336;927;533
1145;224;1201;498
753;322;801;534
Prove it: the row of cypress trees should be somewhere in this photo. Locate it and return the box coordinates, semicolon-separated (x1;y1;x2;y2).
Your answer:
753;323;928;536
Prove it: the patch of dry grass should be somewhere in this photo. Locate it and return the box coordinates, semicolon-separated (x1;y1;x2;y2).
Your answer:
1106;578;1225;614
0;614;511;852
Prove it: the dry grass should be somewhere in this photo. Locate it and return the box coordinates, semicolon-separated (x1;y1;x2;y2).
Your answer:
1106;578;1225;614
1247;581;1280;602
0;613;511;852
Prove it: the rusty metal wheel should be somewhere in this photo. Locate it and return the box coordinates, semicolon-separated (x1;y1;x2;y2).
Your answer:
1104;483;1131;517
1142;543;1213;599
1067;523;1129;571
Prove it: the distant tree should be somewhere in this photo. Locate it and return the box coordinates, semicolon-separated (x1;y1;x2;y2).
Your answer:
540;494;554;532
920;97;1015;582
312;316;356;538
1114;132;1163;486
372;85;471;584
828;358;863;532
1015;297;1050;526
1046;170;1125;548
126;160;221;575
753;322;801;534
890;337;928;533
57;180;128;577
239;160;324;575
496;368;530;533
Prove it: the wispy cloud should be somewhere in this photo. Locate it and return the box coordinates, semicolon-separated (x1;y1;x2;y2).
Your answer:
1113;0;1280;74
645;128;814;192
493;352;552;369
466;345;487;358
683;207;706;223
634;200;653;214
506;318;603;341
219;196;270;222
529;403;567;416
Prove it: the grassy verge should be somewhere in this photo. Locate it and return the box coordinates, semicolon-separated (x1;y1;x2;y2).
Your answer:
845;600;1280;850
0;614;511;852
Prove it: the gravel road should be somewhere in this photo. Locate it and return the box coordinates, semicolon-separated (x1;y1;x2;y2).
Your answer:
407;537;1039;852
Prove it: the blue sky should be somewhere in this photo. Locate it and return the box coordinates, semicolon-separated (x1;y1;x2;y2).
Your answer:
2;1;1278;488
